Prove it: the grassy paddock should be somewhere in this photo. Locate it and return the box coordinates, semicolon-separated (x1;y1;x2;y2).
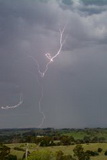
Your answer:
6;143;107;160
62;129;107;140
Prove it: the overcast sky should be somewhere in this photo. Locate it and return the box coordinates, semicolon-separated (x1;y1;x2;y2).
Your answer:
0;0;107;128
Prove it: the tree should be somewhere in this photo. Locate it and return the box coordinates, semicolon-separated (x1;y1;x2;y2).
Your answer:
60;136;72;145
91;137;99;143
104;151;107;156
0;144;10;160
99;137;105;143
97;148;102;153
86;150;99;156
73;145;90;160
6;154;17;160
83;136;91;144
56;151;75;160
39;136;53;146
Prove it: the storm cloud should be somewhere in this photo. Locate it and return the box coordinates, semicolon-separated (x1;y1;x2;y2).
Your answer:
0;0;107;128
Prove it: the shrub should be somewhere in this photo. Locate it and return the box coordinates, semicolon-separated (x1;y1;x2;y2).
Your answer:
97;148;102;152
14;147;25;151
104;151;107;156
73;145;90;160
86;150;99;156
56;151;76;160
6;154;17;160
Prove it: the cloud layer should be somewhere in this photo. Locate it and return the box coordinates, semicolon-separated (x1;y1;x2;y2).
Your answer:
0;0;107;128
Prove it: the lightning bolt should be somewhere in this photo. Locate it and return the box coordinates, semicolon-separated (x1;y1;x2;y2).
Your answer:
29;26;66;128
1;93;23;110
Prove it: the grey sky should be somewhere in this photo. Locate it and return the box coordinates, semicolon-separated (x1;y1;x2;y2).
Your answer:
0;0;107;128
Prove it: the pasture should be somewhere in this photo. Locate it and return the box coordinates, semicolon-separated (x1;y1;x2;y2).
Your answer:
6;143;107;160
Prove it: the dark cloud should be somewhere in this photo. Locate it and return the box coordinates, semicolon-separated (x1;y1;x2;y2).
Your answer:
0;0;107;128
82;0;107;6
62;0;107;6
61;0;107;15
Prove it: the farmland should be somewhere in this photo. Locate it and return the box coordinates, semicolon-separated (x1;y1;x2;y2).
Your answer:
5;142;107;160
0;128;107;159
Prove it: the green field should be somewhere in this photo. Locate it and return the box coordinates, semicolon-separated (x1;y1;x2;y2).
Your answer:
2;128;107;159
61;129;107;140
6;143;107;160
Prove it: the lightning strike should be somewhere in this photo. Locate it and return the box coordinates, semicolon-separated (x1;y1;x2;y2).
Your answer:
30;26;66;128
38;84;46;128
1;93;23;110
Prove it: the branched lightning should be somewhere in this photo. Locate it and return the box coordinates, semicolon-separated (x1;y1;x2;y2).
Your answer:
1;93;23;110
0;25;66;128
38;83;46;128
29;26;66;128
